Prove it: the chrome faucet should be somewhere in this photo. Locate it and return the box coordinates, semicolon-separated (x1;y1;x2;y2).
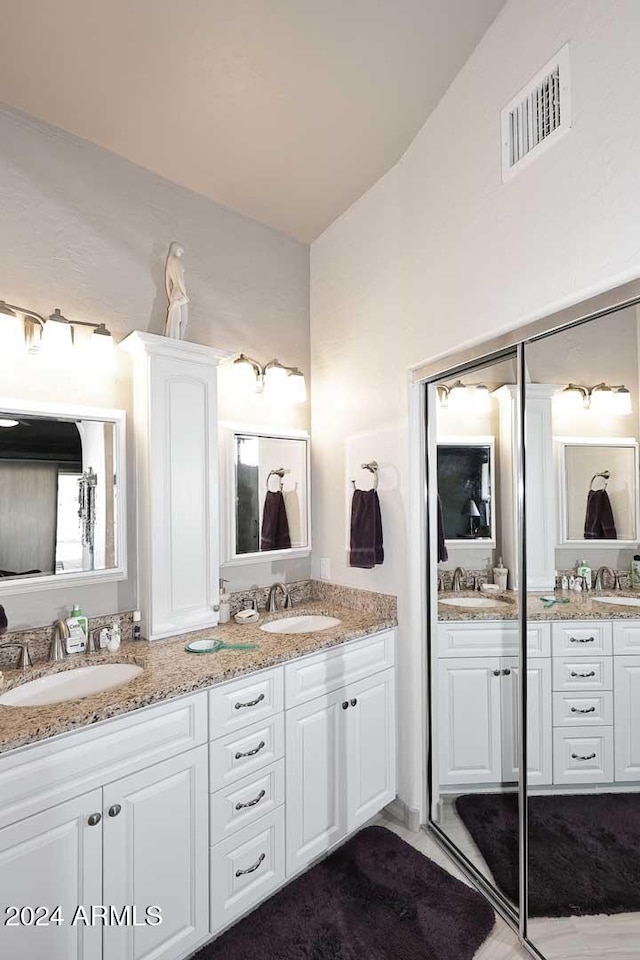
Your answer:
452;567;466;592
267;583;293;613
49;620;69;662
0;641;32;670
594;566;617;592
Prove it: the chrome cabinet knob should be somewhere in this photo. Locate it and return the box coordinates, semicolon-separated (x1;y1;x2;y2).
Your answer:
493;669;501;676
342;701;349;710
87;813;102;826
350;698;357;706
108;804;122;818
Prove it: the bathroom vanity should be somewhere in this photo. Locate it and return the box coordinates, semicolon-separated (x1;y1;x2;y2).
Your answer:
0;615;396;960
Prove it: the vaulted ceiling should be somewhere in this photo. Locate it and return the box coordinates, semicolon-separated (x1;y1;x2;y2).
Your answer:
0;0;505;241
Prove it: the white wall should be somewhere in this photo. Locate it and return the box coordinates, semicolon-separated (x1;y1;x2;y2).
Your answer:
310;0;640;814
0;104;310;629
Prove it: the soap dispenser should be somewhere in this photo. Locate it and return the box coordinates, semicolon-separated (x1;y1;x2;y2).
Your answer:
219;579;231;624
493;557;508;591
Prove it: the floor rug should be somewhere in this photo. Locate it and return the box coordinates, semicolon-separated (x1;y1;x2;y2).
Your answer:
197;825;495;959
455;792;640;917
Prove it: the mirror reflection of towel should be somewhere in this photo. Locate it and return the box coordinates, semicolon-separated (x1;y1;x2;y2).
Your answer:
584;489;617;540
349;489;384;568
437;495;448;562
261;490;292;551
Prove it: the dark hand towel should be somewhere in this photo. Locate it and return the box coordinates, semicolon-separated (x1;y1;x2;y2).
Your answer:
349;489;384;568
261;490;291;551
437;494;449;562
584;489;617;540
0;604;6;636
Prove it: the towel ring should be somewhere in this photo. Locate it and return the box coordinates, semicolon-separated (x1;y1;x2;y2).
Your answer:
266;468;285;492
590;470;610;491
351;461;379;491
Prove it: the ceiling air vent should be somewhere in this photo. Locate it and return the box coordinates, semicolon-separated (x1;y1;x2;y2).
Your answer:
501;44;571;181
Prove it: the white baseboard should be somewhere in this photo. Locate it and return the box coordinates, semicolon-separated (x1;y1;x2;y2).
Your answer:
384;797;421;832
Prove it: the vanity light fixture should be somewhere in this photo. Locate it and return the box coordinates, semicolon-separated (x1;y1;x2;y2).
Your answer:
437;381;491;413
557;382;632;416
232;353;307;404
0;299;114;359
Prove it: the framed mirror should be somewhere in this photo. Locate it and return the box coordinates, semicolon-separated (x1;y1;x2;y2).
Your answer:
222;427;311;564
557;437;639;545
0;398;127;594
437;436;496;546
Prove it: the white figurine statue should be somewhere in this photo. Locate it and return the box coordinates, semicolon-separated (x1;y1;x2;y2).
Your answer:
163;242;189;340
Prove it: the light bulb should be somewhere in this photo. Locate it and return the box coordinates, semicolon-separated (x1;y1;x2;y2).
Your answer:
0;418;19;428
287;368;307;404
474;385;491;413
613;386;633;416
447;381;467;411
232;355;261;394
42;309;73;357
554;384;588;415
88;324;115;369
264;361;290;402
590;383;615;415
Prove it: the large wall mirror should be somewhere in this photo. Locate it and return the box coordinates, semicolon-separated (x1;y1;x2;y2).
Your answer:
0;400;127;593
422;286;640;959
222;427;310;564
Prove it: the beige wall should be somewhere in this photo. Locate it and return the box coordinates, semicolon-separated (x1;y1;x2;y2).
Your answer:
0;105;310;629
310;0;640;814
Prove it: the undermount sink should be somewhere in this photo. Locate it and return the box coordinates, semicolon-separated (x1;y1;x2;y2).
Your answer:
593;595;640;608
439;596;511;609
260;614;342;635
0;663;143;708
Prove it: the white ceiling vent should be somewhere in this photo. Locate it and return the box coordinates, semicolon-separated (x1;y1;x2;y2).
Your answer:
501;44;571;181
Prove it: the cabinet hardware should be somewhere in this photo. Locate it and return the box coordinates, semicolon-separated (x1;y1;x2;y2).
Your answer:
235;852;265;877
235;740;265;759
87;813;102;826
569;636;595;643
570;670;596;678
342;701;349;709
235;693;265;710
235;789;266;811
571;752;597;761
492;669;501;676
571;706;596;714
350;698;357;706
108;804;122;817
502;668;511;676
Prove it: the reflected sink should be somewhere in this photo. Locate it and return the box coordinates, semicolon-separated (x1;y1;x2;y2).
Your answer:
260;615;341;634
0;663;143;707
593;595;640;608
439;597;511;609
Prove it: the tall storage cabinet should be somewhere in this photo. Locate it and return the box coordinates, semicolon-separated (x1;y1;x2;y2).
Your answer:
123;332;229;640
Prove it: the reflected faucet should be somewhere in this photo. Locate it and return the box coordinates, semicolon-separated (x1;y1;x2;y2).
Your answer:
0;641;32;670
49;620;69;662
452;568;466;593
267;583;293;613
594;566;617;592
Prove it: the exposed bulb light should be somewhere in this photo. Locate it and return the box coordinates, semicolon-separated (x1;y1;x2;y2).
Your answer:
41;308;73;356
287;367;307;404
0;418;19;428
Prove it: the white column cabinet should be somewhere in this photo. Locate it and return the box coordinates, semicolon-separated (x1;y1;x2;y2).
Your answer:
0;789;103;960
103;746;209;960
123;332;230;640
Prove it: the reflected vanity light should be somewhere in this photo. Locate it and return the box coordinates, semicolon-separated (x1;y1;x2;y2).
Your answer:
232;354;307;405
0;419;19;428
0;299;114;360
437;381;491;413
557;382;633;416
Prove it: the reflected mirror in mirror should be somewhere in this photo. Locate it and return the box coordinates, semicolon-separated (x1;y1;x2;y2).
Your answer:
0;410;123;583
437;439;495;544
234;433;309;556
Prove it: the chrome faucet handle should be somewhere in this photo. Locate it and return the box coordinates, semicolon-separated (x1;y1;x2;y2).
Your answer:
284;591;293;609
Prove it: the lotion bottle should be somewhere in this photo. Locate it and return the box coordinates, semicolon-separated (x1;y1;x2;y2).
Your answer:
219;579;231;623
493;557;508;591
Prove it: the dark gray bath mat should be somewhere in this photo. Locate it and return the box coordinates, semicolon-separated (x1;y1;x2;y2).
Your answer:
197;825;495;959
456;792;640;917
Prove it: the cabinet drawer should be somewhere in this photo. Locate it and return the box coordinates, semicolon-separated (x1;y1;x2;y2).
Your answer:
210;760;284;844
285;630;395;708
552;691;613;727
553;726;613;784
209;668;283;739
210;714;284;791
551;621;612;656
552;656;612;692
211;806;285;934
613;621;640;655
437;622;550;658
0;692;207;830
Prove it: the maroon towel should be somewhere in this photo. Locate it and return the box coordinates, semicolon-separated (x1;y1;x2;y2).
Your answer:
584;489;617;540
349;489;384;568
261;491;291;551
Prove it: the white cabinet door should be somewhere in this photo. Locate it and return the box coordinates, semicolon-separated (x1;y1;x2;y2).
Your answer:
437;658;502;785
501;657;553;786
345;668;396;831
285;688;348;876
103;745;209;960
614;655;640;781
0;789;102;960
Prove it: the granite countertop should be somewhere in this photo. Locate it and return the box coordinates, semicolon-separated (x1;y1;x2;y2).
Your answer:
0;602;397;755
437;588;640;622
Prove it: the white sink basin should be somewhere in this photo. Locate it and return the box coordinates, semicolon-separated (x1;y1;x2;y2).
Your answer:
0;663;143;707
439;596;511;609
594;595;640;608
260;615;342;635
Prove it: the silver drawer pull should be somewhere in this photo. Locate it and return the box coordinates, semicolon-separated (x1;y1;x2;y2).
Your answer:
235;693;265;710
236;789;266;810
569;636;595;643
235;740;265;760
571;752;597;761
235;852;265;877
571;706;596;714
570;670;596;678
